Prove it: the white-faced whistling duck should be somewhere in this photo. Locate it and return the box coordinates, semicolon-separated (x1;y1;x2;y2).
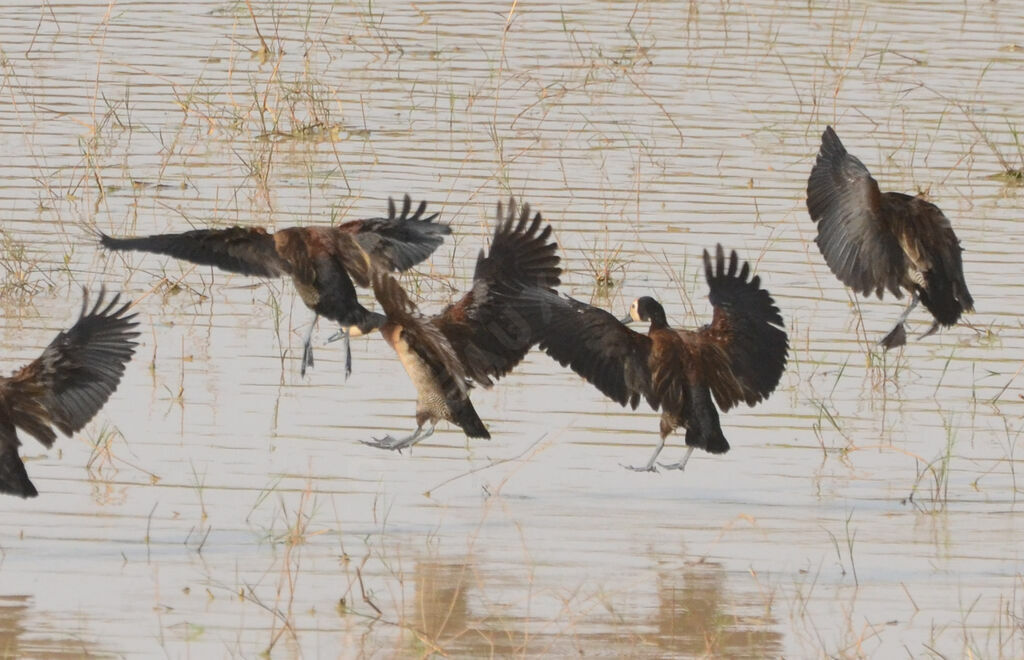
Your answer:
351;199;561;451
513;245;788;473
0;289;139;498
100;194;448;376
807;126;975;349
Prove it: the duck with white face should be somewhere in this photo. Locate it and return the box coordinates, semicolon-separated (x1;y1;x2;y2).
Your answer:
514;245;789;473
622;297;668;330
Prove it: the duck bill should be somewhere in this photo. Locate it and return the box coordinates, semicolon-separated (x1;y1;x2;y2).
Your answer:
619;314;633;325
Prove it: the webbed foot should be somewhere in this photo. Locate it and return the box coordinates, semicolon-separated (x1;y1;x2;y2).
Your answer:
879;324;907;350
918;321;940;340
360;426;434;452
621;462;658;473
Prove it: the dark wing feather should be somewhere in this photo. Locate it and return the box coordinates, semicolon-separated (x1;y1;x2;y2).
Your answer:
514;288;654;410
3;288;139;447
0;428;37;497
100;227;291;278
433;199;563;386
918;236;974;326
472;198;561;290
310;252;383;330
36;289;140;436
346;194;450;275
371;273;469;397
897;197;975;326
699;245;788;412
806;126;906;298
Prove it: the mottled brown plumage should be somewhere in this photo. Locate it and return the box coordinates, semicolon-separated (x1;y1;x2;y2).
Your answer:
516;245;788;472
806;126;974;349
360;199;561;451
100;194;448;375
0;289;139;498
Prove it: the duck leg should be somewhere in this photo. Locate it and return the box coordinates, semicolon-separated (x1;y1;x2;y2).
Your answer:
879;293;920;350
623;435;665;472
338;327;352;379
918;320;940;340
300;313;318;376
324;327;355;380
658;446;696;471
361;424;436;452
344;329;352;378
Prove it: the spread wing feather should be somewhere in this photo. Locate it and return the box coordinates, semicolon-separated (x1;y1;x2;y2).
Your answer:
700;245;788;412
28;289;140;436
100;227;290;278
0;288;139;498
434;199;562;386
348;194;450;276
515;288;654;410
806;126;906;298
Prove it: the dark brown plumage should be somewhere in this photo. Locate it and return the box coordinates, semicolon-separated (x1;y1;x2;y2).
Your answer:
806;126;974;349
0;289;139;498
515;245;788;472
100;194;448;375
358;199;561;451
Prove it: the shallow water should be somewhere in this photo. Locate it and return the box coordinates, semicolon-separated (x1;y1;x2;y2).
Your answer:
1;0;1023;657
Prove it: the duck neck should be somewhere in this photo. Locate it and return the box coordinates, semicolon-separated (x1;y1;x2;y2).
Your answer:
647;309;668;331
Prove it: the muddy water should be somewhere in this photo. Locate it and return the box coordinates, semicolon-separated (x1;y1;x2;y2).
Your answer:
1;0;1022;657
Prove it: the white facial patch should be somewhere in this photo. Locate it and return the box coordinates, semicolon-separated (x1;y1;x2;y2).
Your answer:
629;299;642;322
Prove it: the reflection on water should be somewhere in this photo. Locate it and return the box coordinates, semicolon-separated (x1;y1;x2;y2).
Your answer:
651;562;782;658
412;561;476;654
407;556;783;658
0;595;106;659
0;0;1023;657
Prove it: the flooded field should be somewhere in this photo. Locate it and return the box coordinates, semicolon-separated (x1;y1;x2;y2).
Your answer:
1;0;1023;657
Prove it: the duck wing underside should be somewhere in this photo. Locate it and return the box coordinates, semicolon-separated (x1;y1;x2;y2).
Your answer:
101;226;290;278
806;126;906;298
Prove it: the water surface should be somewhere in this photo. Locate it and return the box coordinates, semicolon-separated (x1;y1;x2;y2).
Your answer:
1;0;1023;657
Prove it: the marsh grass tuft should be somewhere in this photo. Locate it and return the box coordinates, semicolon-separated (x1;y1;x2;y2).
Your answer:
0;229;49;299
905;416;958;512
583;239;626;292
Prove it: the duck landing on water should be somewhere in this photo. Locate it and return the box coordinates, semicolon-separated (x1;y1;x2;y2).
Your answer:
343;199;561;451
513;245;788;473
806;126;974;349
100;194;449;376
0;289;139;498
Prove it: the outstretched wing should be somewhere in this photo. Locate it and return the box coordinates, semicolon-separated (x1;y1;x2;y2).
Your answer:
343;194;450;279
698;245;788;412
472;198;561;291
806;126;906;298
514;288;654;410
433;199;563;386
1;288;139;446
371;272;469;397
100;226;291;278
